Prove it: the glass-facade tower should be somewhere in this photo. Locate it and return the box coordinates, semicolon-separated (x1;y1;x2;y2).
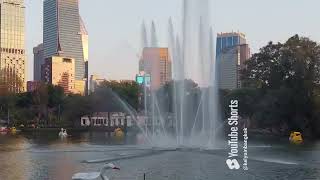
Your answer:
43;0;87;82
216;32;250;90
0;0;26;92
33;43;44;81
216;32;246;56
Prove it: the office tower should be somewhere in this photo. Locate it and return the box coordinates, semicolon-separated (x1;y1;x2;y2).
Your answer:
80;17;88;63
139;47;172;90
74;80;85;95
43;0;88;93
239;44;250;69
217;32;250;90
218;46;239;89
43;56;75;94
216;32;246;56
33;43;44;81
80;17;89;95
0;0;26;93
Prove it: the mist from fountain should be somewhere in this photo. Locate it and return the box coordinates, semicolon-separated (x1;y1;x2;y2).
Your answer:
150;21;158;47
137;0;220;149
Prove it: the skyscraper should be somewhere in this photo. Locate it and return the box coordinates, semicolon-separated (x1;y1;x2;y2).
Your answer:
216;32;246;56
217;32;250;90
0;0;26;93
80;17;88;63
80;17;89;95
33;43;44;81
139;48;172;90
43;55;76;94
43;0;88;93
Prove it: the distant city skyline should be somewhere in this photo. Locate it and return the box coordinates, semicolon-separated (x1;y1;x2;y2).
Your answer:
43;0;87;81
25;0;320;81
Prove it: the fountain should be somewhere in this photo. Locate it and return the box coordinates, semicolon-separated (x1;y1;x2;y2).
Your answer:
138;0;220;149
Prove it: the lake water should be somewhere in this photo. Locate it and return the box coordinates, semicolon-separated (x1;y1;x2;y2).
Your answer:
1;131;320;180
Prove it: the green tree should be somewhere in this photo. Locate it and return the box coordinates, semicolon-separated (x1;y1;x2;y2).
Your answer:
223;88;260;121
98;80;140;110
240;35;320;136
241;42;283;89
62;94;92;127
156;79;200;113
32;83;49;125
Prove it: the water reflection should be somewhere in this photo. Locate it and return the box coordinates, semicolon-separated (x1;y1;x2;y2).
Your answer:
0;132;320;180
0;135;31;180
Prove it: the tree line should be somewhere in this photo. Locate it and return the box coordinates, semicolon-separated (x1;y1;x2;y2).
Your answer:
1;34;320;137
224;35;320;137
0;78;140;128
145;35;320;138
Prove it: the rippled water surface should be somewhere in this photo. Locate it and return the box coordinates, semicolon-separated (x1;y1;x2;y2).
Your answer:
1;131;320;180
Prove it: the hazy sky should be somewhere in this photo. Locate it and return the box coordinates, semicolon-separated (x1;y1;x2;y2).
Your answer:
25;0;320;81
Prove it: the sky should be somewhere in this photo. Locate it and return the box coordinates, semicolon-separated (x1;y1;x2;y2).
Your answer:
25;0;320;81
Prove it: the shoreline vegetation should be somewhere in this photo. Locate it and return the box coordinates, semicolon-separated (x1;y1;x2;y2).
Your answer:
224;35;320;139
0;81;140;128
1;35;320;139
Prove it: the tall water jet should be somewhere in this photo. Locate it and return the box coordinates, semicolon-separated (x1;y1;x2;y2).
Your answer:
141;21;149;49
140;0;220;148
207;27;219;148
175;36;183;80
178;0;217;147
168;18;176;79
182;0;210;86
150;21;158;47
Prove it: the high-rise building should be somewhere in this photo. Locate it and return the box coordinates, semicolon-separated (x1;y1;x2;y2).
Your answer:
139;47;172;90
217;32;250;90
33;43;44;81
0;0;26;93
74;80;85;95
80;17;88;63
216;32;246;56
43;56;75;94
80;17;89;95
43;0;88;93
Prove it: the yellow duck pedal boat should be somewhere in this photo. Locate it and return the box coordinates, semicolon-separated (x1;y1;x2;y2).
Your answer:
114;128;124;138
289;132;303;144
